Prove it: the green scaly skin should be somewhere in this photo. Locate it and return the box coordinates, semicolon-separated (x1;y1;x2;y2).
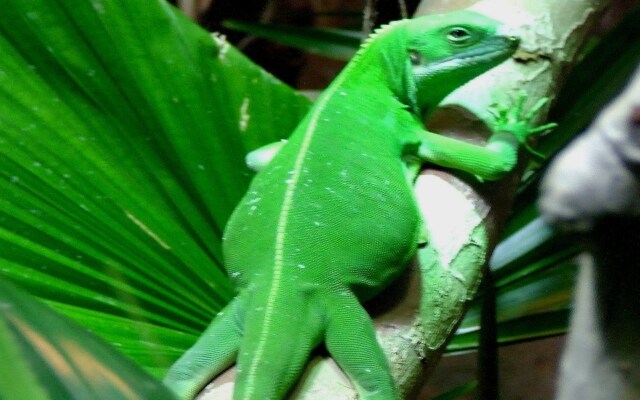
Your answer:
165;10;545;400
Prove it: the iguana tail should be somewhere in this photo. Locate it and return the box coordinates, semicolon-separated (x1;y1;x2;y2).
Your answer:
234;288;324;399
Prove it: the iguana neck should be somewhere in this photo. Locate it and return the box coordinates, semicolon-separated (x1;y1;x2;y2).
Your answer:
328;20;415;109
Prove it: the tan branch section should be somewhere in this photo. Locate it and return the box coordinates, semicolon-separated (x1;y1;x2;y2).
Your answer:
196;0;610;399
177;0;212;20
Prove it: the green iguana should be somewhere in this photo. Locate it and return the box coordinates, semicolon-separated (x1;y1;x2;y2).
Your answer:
164;9;549;400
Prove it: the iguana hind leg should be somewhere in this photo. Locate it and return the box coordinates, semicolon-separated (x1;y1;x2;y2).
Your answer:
324;291;399;400
163;296;245;399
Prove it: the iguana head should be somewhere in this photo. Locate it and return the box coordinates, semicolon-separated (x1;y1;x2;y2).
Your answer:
404;10;519;117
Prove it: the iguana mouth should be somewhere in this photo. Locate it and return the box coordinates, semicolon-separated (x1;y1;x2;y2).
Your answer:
417;35;520;75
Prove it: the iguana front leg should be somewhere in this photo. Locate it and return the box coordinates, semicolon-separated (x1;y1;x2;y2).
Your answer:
415;95;554;181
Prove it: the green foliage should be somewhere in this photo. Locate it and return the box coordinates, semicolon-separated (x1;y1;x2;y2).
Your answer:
224;20;363;61
0;0;309;375
0;279;177;399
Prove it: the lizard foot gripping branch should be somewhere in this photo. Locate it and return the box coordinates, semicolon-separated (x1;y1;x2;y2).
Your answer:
164;9;551;400
488;93;557;162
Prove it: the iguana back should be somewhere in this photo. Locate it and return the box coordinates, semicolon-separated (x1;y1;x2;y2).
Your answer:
223;61;423;300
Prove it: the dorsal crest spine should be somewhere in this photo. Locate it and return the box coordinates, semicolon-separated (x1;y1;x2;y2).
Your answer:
351;19;408;62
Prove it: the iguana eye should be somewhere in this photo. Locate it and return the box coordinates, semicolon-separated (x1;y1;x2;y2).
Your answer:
409;50;422;65
447;27;471;44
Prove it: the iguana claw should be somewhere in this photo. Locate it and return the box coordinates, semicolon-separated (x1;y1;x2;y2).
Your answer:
488;92;557;160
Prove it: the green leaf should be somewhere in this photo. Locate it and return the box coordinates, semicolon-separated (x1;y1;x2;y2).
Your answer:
0;279;177;399
223;20;362;61
0;0;310;373
446;221;578;353
448;310;570;353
